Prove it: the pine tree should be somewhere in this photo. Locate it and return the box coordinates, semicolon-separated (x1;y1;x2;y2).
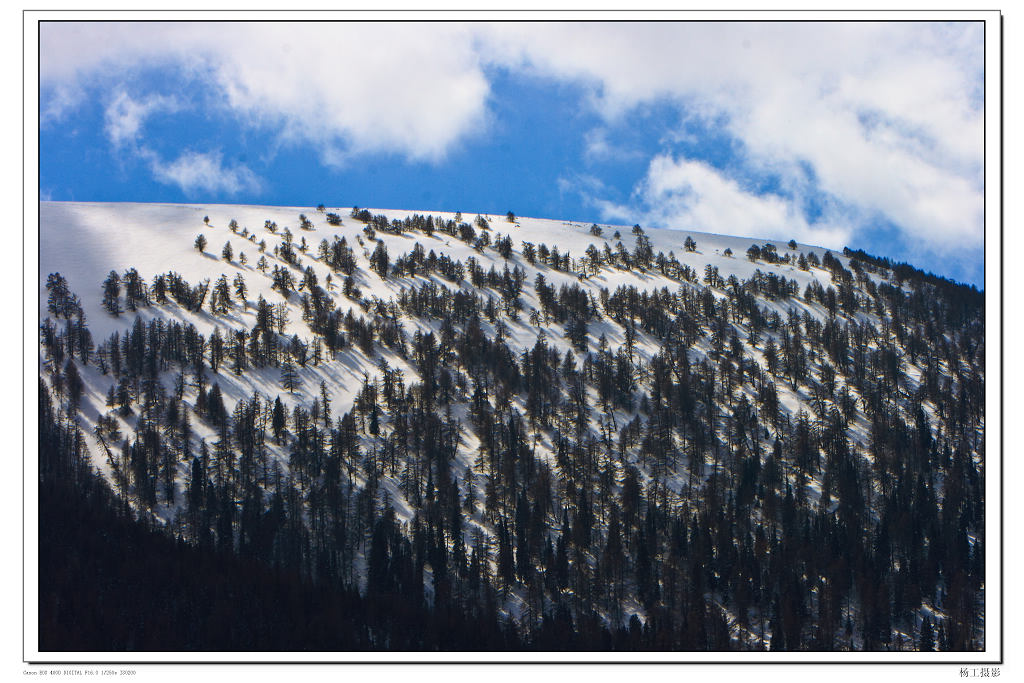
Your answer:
272;395;287;442
233;274;248;308
102;271;121;316
64;358;84;410
195;234;208;253
370;241;389;279
281;358;299;394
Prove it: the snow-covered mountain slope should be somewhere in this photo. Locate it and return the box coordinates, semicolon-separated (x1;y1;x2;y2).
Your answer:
39;201;850;504
39;201;841;338
38;201;985;650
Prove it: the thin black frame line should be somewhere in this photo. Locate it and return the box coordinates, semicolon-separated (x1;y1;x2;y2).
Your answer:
22;8;1005;13
30;16;996;21
21;3;27;667
24;659;1007;665
996;10;1004;670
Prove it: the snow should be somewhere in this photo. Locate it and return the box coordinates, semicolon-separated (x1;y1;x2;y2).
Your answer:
40;201;853;433
38;200;938;633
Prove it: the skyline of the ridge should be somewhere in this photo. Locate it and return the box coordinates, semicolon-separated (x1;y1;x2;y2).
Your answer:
39;20;986;287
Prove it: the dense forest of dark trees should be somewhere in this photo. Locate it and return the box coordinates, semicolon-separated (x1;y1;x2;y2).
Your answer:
38;210;985;652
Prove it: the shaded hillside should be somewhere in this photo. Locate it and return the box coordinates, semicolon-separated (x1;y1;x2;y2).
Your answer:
38;202;985;651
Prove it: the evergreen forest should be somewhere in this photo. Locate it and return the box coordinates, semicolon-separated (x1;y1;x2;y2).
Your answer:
37;203;986;652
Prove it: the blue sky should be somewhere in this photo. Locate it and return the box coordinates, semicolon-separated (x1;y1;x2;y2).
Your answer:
39;21;986;287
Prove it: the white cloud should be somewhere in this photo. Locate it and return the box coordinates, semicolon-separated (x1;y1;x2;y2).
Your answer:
213;24;489;162
145;150;262;196
558;172;611;199
582;128;613;161
599;154;852;248
39;22;187;83
101;90;244;197
104;91;180;148
42;22;490;163
582;128;634;163
479;21;984;253
41;82;85;125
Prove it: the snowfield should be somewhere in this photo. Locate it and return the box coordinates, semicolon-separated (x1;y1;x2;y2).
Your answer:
40;200;857;514
37;201;984;650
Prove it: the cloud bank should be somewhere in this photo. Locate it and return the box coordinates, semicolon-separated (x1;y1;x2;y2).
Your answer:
595;155;853;248
40;20;984;260
43;22;490;163
480;22;983;254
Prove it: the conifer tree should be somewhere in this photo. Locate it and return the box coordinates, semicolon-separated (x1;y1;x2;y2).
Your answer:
370;241;390;279
102;271;121;316
281;358;299;394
